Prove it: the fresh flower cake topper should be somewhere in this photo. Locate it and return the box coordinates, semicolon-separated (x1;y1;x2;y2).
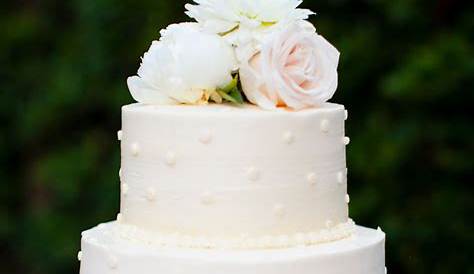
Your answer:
128;0;340;110
185;0;314;61
128;23;237;105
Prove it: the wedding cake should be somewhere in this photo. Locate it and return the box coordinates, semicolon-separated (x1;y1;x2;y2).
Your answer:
78;1;386;273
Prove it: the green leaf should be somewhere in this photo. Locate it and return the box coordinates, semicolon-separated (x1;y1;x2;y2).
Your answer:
228;87;244;104
216;88;240;104
216;89;236;104
220;75;239;93
216;75;244;104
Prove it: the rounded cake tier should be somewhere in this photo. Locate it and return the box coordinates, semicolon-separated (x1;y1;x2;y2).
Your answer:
118;103;350;240
79;222;385;274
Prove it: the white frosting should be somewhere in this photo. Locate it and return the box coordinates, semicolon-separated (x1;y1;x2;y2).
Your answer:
80;220;354;250
119;103;349;240
80;223;385;274
79;101;386;273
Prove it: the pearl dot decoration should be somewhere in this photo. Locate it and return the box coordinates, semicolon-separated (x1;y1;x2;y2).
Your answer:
121;183;129;196
201;192;215;205
342;136;351;145
117;130;123;141
345;194;351;204
116;213;123;223
320;119;330;133
131;143;140;156
337;171;345;185
77;251;83;261
344;110;349;121
107;254;118;269
146;188;157;202
307;172;317;186
273;204;286;218
283;131;295;144
165;151;177;166
198;129;213;144
118;168;122;178
246;167;261;182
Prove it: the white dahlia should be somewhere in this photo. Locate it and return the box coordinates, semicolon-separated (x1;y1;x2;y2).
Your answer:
185;0;314;60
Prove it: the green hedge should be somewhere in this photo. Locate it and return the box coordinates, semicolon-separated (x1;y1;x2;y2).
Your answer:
1;0;473;273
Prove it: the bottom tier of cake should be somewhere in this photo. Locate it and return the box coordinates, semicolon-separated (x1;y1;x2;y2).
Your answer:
79;222;386;274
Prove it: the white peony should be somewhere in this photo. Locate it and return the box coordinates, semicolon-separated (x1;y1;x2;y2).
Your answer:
185;0;314;61
240;23;340;110
127;23;237;105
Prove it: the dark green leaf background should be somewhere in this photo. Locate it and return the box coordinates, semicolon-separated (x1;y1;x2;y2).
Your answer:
1;0;473;273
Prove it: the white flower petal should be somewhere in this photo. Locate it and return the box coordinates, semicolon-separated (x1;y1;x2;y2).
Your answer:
127;23;237;105
127;76;178;105
240;23;340;110
186;0;315;60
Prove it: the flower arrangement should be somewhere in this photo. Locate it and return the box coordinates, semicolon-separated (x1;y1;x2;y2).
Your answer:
128;0;340;110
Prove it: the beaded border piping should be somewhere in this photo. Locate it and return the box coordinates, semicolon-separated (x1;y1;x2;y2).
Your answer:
93;219;356;250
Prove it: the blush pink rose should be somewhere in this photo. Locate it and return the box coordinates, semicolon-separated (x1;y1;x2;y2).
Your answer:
240;23;340;110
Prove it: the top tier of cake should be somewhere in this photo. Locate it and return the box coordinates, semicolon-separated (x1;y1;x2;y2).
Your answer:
118;103;352;247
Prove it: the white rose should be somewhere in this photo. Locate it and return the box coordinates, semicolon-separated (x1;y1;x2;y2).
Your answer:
127;23;237;105
240;23;340;110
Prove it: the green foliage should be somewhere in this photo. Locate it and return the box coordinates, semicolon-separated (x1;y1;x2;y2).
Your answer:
1;0;473;273
217;75;244;104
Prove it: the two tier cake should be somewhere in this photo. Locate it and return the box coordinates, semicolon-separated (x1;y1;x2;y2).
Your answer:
78;1;386;273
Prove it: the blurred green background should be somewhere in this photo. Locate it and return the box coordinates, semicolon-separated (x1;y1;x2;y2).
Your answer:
1;0;473;273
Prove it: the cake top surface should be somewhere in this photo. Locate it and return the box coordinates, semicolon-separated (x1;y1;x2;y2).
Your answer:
123;103;344;116
127;0;340;111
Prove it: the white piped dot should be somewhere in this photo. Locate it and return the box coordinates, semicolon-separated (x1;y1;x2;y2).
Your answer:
121;183;129;196
146;188;156;202
320;119;330;133
201;192;215;205
273;204;286;218
116;213;123;223
342;137;351;145
108;255;118;269
246;167;260;182
326;220;334;228
345;194;350;204
344;110;349;120
337;171;345;185
118;168;122;178
165;151;176;166
385;267;387;274
307;172;317;186
283;131;295;144
117;130;123;141
130;143;140;156
199;129;213;144
77;251;82;261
